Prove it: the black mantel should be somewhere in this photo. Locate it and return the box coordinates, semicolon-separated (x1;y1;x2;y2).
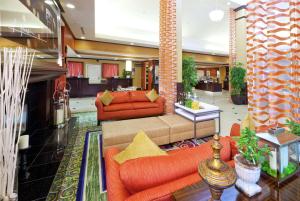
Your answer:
29;60;67;83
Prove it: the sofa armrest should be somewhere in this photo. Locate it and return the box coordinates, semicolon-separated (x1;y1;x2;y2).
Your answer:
95;93;104;111
155;96;165;108
105;148;130;201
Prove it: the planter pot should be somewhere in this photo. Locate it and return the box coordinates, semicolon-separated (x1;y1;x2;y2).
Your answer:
234;155;262;197
231;94;248;105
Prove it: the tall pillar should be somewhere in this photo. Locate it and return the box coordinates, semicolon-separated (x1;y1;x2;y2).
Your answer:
159;0;182;114
229;8;237;67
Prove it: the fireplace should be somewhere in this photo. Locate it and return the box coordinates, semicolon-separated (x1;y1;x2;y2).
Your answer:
24;80;54;135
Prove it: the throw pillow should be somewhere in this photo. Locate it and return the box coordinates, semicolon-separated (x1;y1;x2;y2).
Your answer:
114;130;167;164
146;89;159;102
100;90;114;106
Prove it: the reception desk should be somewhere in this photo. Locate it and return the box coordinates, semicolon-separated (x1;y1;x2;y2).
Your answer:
67;77;133;98
195;81;222;92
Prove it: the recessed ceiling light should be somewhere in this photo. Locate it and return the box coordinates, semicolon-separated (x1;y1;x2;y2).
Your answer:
66;3;75;9
45;0;54;5
227;2;231;5
130;42;135;45
81;36;85;39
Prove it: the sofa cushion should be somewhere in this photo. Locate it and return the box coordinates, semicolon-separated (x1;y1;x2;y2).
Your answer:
130;91;150;102
114;131;167;164
111;92;131;104
100;90;114;106
119;137;231;194
103;103;134;112
146;89;159;102
132;102;159;110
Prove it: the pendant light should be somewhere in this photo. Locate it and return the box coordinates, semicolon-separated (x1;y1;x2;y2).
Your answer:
209;0;224;22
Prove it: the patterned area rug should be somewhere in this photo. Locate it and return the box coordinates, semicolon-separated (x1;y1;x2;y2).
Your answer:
77;131;106;201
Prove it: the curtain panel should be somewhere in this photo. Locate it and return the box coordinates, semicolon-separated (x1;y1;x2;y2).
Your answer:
67;61;83;77
102;63;119;78
247;0;300;131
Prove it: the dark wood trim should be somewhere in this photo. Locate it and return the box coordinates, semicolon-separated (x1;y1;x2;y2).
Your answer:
234;5;246;12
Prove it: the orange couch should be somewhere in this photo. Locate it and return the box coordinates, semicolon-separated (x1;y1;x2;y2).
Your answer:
95;91;165;123
105;137;237;201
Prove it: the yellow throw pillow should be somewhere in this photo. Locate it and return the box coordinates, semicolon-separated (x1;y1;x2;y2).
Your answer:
114;130;167;164
100;90;114;106
241;113;255;131
146;89;159;102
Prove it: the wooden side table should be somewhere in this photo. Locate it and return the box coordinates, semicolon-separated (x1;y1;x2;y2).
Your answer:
172;172;300;201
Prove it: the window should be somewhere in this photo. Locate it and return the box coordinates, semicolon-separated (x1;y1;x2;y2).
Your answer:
67;62;83;77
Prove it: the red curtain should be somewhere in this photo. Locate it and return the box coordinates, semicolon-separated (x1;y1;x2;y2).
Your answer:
67;61;83;77
102;63;119;78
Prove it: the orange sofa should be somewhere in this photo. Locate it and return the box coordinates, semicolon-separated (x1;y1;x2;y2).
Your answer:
105;137;237;201
95;91;165;123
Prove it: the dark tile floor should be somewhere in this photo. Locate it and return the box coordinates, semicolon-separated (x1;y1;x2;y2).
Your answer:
18;119;75;201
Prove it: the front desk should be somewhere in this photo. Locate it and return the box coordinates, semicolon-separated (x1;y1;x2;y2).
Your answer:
67;77;133;98
195;81;222;92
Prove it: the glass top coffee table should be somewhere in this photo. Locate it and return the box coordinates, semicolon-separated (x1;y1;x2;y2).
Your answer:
172;172;300;201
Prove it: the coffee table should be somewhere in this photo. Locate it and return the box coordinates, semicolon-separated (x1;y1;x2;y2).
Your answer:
174;102;221;138
172;172;300;201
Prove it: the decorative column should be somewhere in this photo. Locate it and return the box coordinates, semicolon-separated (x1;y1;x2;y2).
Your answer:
229;8;237;67
159;0;182;114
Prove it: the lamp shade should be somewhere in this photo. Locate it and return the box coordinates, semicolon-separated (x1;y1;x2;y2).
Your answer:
126;60;132;71
209;9;224;22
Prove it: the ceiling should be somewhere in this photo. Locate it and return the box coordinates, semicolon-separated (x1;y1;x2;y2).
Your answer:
61;0;248;56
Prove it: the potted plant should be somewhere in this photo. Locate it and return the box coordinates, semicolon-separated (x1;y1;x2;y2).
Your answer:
230;62;247;105
182;56;198;105
286;119;300;161
234;128;270;196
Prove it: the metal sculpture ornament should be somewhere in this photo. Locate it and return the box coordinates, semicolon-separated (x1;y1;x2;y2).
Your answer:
0;48;35;200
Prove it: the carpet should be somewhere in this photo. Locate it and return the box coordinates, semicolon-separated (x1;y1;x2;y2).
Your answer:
77;131;107;201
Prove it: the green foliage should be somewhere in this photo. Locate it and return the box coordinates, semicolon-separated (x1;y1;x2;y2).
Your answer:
262;161;297;178
182;56;198;93
238;128;270;166
286;119;300;136
122;69;132;78
184;99;193;108
230;62;246;95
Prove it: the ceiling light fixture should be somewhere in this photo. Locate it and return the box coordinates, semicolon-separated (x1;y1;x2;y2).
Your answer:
45;0;54;5
81;36;85;39
209;0;224;22
66;3;75;9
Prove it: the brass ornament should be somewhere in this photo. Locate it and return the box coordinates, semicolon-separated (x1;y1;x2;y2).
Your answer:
198;134;237;201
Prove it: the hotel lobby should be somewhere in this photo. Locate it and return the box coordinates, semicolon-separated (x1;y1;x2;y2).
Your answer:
0;0;300;201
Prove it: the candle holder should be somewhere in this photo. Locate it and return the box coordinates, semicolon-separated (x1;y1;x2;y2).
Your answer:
198;134;237;201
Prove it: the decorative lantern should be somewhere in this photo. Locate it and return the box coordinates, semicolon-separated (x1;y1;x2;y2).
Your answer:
257;132;300;185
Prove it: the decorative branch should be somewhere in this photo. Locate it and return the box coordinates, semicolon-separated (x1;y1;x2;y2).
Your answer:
0;48;34;200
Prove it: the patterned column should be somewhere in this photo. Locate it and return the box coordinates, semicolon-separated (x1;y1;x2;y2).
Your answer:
247;0;300;130
159;0;179;113
229;8;237;67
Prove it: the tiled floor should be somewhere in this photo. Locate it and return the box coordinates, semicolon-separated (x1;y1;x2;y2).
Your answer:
70;97;97;113
193;89;248;136
18;120;75;201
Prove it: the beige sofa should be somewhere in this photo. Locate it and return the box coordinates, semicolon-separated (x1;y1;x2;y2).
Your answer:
102;114;215;155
